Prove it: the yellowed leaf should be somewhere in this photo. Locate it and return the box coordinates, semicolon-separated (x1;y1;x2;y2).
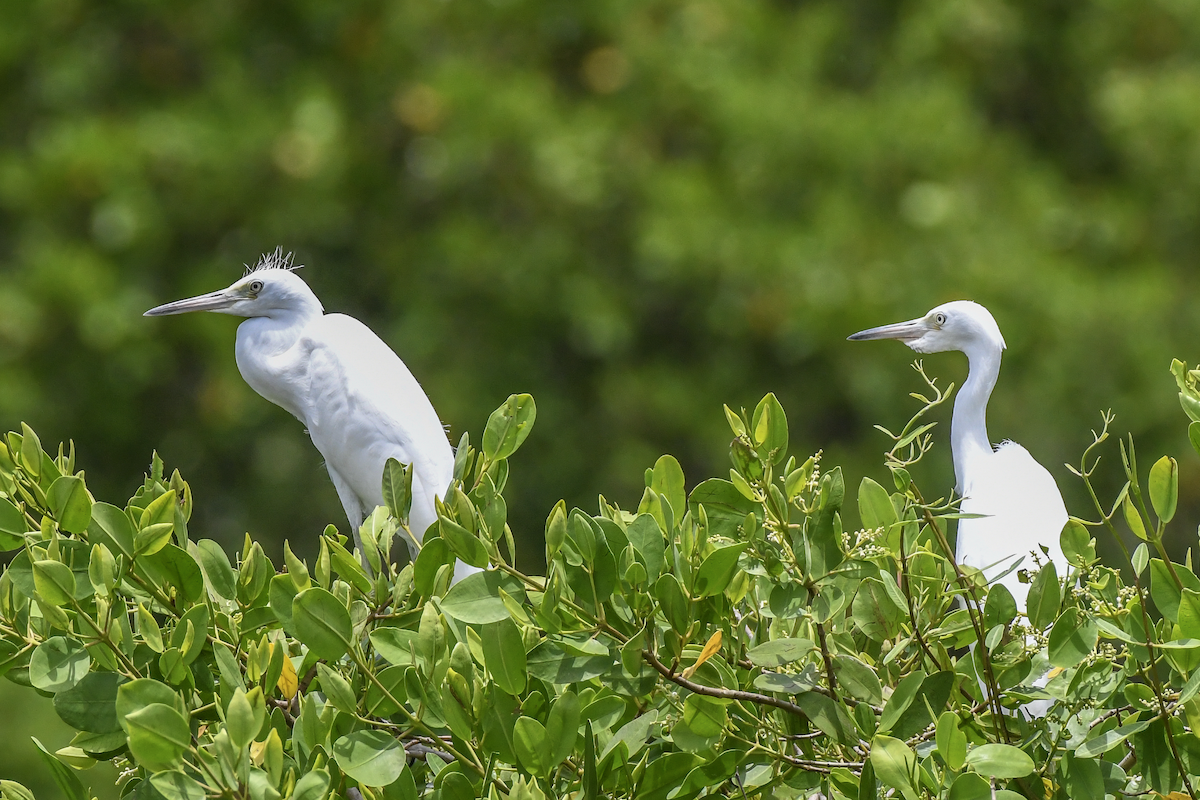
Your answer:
249;739;267;766
275;644;298;699
682;630;722;679
1046;667;1065;680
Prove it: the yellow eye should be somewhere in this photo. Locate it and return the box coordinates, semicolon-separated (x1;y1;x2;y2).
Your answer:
249;280;264;294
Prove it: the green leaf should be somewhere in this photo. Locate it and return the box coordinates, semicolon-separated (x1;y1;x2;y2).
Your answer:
482;393;537;461
116;678;179;727
195;539;237;600
227;688;258;749
332;730;407;787
692;543;747;597
636;752;703;800
137;603;164;653
1064;754;1104;800
681;694;728;738
482;618;527;696
746;638;815;667
30;637;90;693
688;479;757;540
0;497;27;540
32;559;75;606
149;771;206;800
1026;561;1061;630
984;584;1017;629
31;737;86;800
889;671;953;740
369;628;420;666
292;769;331;800
513;716;549;776
870;735;919;800
936;711;966;771
626;513;666;582
833;654;884;705
650;455;687;521
1148;455;1179;524
852;578;904;641
18;423;42;477
1149;558;1200;622
546;691;580;766
858;477;898;531
54;671;125;733
654;574;690;634
135;522;175;556
751;393;789;464
948;772;991;800
1076;720;1150;758
439;515;488;568
143;544;205;604
292;587;353;660
1179;589;1200;640
795;691;856;744
526;641;614;684
316;663;357;715
964;743;1035;779
879;671;924;734
125;702;190;771
1048;607;1099;668
48;476;92;534
438;570;525;624
1060;520;1095;566
1122;496;1149;541
382;457;413;522
581;695;626;731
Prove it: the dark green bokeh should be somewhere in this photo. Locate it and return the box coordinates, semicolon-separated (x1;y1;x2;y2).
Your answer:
4;0;1200;793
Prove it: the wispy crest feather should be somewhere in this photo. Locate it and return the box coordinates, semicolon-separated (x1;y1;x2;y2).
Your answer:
244;246;303;276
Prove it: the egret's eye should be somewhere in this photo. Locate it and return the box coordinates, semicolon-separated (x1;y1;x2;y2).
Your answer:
934;313;947;326
249;280;264;294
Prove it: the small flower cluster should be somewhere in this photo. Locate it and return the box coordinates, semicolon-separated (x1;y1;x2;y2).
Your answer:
842;525;888;558
806;450;823;492
1114;585;1140;610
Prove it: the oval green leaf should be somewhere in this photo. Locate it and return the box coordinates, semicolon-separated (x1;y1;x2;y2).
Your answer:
333;730;406;787
292;587;353;661
964;743;1035;779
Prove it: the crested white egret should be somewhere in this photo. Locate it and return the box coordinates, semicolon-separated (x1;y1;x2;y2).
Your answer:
146;249;475;580
848;300;1067;607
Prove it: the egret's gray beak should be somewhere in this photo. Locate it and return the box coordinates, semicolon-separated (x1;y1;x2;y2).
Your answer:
144;289;240;317
847;317;930;342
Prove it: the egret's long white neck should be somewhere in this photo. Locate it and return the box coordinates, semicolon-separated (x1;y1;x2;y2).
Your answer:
234;299;323;421
951;343;1002;493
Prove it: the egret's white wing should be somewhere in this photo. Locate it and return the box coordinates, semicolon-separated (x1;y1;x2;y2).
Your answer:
957;441;1068;609
302;313;454;538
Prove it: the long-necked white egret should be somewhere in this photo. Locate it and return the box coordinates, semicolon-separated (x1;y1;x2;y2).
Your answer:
145;249;475;580
848;301;1067;608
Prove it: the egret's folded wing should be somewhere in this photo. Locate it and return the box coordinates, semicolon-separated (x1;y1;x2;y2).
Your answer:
959;442;1068;606
311;313;454;497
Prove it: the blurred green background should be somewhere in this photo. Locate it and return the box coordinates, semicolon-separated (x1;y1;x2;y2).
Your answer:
5;0;1200;793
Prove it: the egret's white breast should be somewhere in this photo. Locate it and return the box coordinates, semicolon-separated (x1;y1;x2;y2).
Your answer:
957;442;1068;608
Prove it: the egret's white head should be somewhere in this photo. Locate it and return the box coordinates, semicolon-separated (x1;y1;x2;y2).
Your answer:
847;300;1006;356
144;249;323;319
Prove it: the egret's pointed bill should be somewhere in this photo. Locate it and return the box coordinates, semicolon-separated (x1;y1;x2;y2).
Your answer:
144;288;239;317
846;317;930;342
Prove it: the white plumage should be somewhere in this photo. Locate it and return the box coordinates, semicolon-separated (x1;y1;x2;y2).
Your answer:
850;300;1068;715
146;250;472;580
956;441;1067;608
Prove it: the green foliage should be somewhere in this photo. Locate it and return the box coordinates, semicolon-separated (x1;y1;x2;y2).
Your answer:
9;0;1200;586
7;381;1200;798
